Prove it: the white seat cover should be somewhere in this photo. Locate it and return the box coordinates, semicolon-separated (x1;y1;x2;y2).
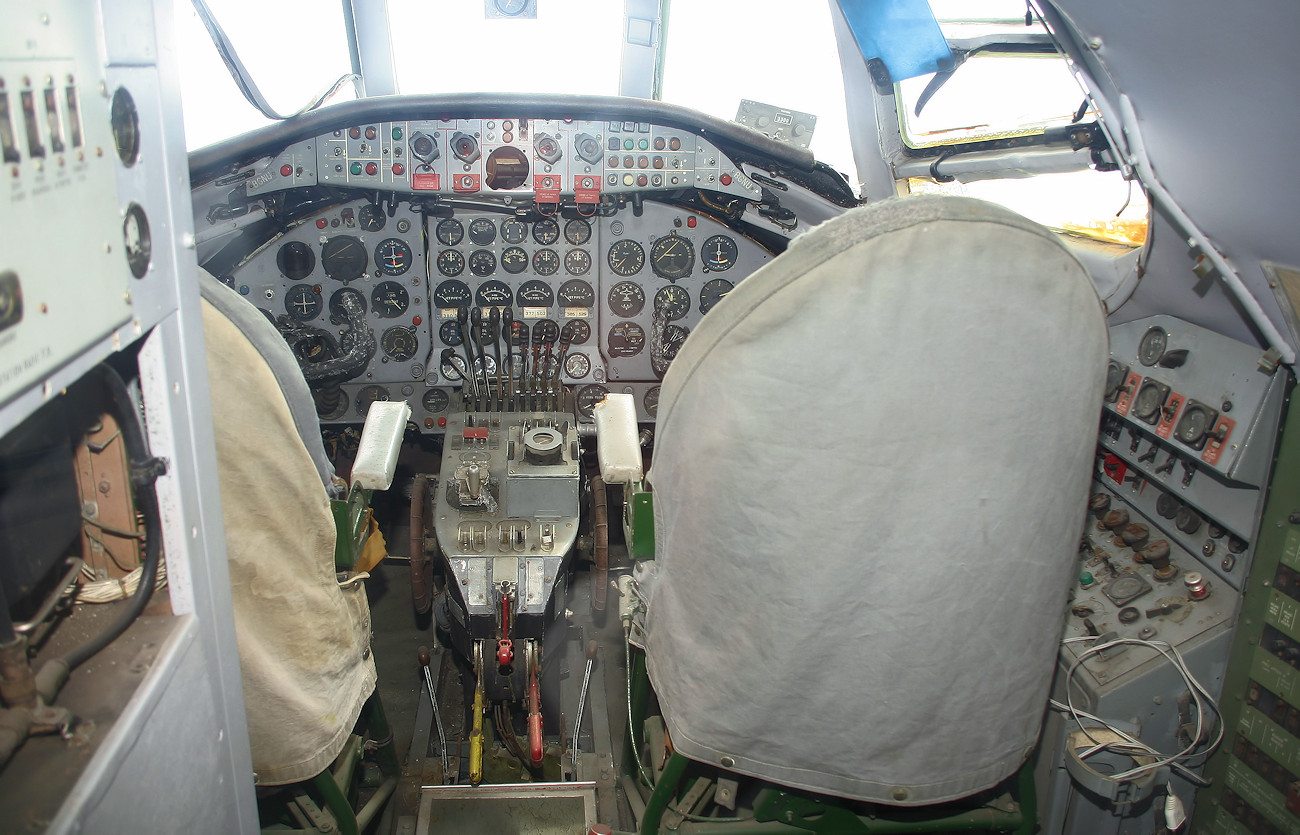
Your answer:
644;195;1107;805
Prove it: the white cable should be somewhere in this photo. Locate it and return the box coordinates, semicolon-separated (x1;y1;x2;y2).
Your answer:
75;561;169;604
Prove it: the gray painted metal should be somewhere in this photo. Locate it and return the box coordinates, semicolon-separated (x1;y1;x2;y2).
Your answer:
619;0;665;100
344;0;399;98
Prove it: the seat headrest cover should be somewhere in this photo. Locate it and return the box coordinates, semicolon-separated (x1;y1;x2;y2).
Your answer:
644;195;1108;805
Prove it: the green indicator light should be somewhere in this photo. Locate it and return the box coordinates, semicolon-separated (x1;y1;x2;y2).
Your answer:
1079;571;1095;587
623;138;634;150
638;139;649;150
392;127;403;140
350;162;362;175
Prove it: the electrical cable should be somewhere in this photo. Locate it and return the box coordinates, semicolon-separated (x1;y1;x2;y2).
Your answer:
625;623;655;788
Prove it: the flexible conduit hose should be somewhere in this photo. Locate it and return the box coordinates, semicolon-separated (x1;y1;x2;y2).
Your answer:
409;475;432;614
592;475;608;612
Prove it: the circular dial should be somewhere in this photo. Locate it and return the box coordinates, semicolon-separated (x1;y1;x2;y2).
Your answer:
608;281;646;317
501;218;528;244
662;324;689;362
434;279;473;308
1138;326;1168;366
699;278;733;314
566;319;592;345
607;240;645;276
371;281;410;318
533;248;560;276
608;322;646;357
501;246;529;275
277;241;316;280
1132;382;1165;422
532;218;560;246
321;235;368;282
564;352;591;379
374;238;412;275
468;217;497;246
565;249;592;276
576;384;609;419
285;284;322;320
476;279;512;307
564;218;592;245
650;233;695;281
437;249;466;277
701;234;738;271
517;280;554;308
558;279;595;308
439;320;464;346
440;354;463;381
468;249;497;277
358;204;386;232
436;218;464;246
329;287;367;321
381;327;419;361
1175;404;1214;446
422;388;450;414
644;385;661;417
1105;360;1127;400
654;285;691;321
355;385;390;417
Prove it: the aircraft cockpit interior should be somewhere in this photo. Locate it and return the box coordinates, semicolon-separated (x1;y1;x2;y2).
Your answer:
3;1;1300;833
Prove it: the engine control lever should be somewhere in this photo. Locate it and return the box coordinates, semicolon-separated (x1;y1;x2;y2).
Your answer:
418;646;451;781
442;348;475;406
571;640;597;776
511;321;528;411
470;306;489;411
457;307;478;409
553;322;576;411
530;323;544;411
489;307;502;412
541;339;554;411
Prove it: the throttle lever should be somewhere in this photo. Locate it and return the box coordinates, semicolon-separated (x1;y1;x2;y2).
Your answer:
470;306;488;411
456;307;478;406
530;323;544;410
511;321;528;410
489;307;502;411
442;348;473;407
553;322;577;410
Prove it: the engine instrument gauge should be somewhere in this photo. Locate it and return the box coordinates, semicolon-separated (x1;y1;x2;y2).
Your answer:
501;246;529;274
607;240;645;276
699;278;733;314
564;249;592;276
1174;401;1218;448
558;279;595;308
1138;326;1168;366
564;218;592;246
329;288;367;321
650;233;695;281
285;284;322;320
1132;380;1168;423
358;204;386;232
321;235;368;282
355;385;391;416
643;385;661;417
439;320;464;346
422;388;450;414
502;218;528;244
532;218;560;246
564;352;591;380
608;281;646;317
654;285;690;321
567;320;592;345
662;324;689;362
468;249;497;277
533;248;560;276
374;238;412;275
608;322;646;357
468;217;497;246
436;219;464;246
517;280;554;308
476;279;512;307
434;279;473;308
437;249;466;277
440;355;463;381
381;327;419;361
371;281;410;318
576;384;610;418
277;241;316;280
701;234;738;271
1104;360;1129;401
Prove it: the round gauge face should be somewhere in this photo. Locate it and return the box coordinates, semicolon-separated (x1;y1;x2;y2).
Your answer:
533;248;560;276
1138;326;1168;366
662;324;689;362
576;384;610;419
440;355;463;381
476;279;512;307
422;388;450;414
564;218;592;246
371;281;410;318
501;218;528;244
701;234;738;271
532;217;560;246
468;249;497;277
374;238;412;275
564;352;591;380
434;279;472;308
654;285;691;321
358;203;386;232
517;279;554;308
1133;382;1164;421
607;239;645;276
608;322;646;357
468;217;497;246
329;287;367;321
1105;360;1127;400
650;233;695;281
567;319;592;345
558;279;595;308
321;235;368;282
437;249;466;277
1175;404;1212;446
565;249;592;276
438;320;464;346
608;281;646;317
285;284;322;320
501;246;529;275
532;319;560;345
699;278;733;314
643;385;661;417
355;385;390;416
381;326;419;361
277;241;316;280
436;218;464;247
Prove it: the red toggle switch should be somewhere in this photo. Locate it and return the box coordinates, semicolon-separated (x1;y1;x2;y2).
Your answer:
497;638;514;667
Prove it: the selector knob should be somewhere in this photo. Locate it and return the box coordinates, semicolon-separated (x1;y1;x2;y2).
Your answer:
1089;493;1112;519
1185;572;1211;600
1175;506;1203;535
1102;509;1130;530
1121;523;1150;550
523;426;564;465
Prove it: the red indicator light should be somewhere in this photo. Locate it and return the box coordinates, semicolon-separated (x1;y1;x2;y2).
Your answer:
437;417;447;428
636;174;648;186
280;164;292;177
348;127;360;140
392;163;405;175
365;162;378;175
412;315;422;326
364;126;376;140
720;173;732;186
686;216;697;228
316;218;328;228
